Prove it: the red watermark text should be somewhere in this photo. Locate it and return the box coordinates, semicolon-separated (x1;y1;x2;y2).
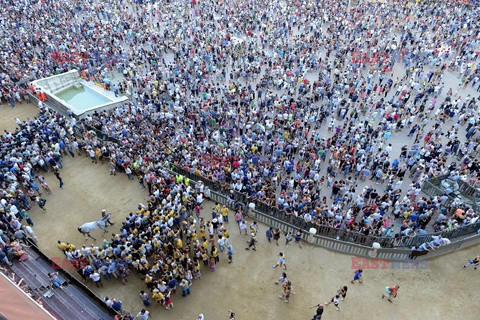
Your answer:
351;257;428;270
51;51;90;64
352;51;391;72
201;154;239;167
52;257;89;270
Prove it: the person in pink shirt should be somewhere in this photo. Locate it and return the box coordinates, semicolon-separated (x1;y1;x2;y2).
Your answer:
234;211;242;228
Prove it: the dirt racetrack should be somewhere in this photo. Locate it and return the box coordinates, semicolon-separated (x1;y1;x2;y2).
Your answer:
1;104;480;320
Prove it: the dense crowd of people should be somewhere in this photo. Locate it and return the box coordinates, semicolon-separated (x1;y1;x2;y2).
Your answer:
70;0;480;244
58;171;235;312
1;107;73;263
1;0;480;318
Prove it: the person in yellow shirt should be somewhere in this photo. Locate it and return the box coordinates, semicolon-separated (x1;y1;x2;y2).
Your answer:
201;237;209;251
152;289;164;304
145;273;153;284
201;252;209;266
105;247;114;258
221;206;229;223
66;242;76;252
211;245;219;262
95;147;103;162
194;259;202;279
199;226;206;238
57;240;68;251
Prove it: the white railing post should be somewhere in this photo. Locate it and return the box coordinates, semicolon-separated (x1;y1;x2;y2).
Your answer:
368;242;381;258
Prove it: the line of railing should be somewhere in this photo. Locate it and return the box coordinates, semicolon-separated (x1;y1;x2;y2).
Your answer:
207;183;480;259
172;166;480;248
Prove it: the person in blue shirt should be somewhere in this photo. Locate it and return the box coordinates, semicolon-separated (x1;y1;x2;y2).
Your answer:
418;242;433;252
294;230;303;249
266;227;273;243
429;240;441;249
351;269;363;284
417;228;427;235
409;212;418;222
111;299;122;312
168;277;177;294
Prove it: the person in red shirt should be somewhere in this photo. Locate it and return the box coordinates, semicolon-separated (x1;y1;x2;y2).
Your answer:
382;285;400;303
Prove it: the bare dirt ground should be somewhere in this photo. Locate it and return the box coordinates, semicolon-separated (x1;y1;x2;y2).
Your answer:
0;102;39;132
1;105;480;320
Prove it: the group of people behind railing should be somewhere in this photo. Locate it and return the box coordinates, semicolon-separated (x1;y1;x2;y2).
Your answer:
168;167;480;249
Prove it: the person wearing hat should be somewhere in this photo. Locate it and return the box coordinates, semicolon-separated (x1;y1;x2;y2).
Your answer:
180;278;191;297
152;289;164;303
101;210;114;226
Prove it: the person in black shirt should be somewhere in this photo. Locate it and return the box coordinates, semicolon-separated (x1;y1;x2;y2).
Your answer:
310;303;324;320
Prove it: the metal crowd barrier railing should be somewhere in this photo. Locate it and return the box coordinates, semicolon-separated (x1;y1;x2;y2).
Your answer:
169;166;480;255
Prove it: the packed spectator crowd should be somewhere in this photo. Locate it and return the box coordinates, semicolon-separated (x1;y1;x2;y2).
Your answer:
1;107;72;265
1;0;480;317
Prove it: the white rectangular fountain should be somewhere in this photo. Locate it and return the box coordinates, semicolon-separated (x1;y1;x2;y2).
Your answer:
30;70;128;117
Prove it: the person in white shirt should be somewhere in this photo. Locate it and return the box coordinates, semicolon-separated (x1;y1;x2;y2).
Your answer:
104;297;113;308
304;213;312;224
136;309;150;320
89;271;103;288
239;221;248;235
196;193;204;204
89;148;97;163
